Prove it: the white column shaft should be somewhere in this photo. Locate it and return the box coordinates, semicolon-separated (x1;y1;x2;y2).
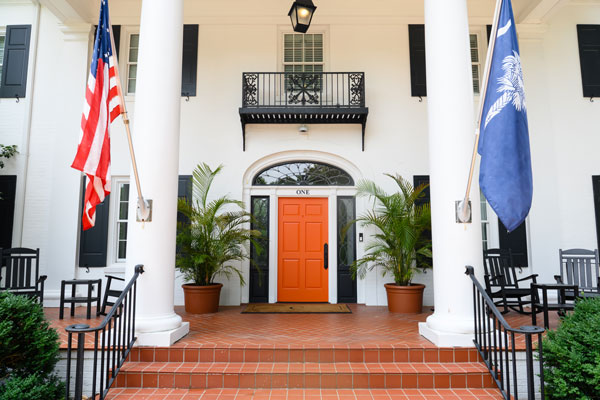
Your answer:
420;0;484;346
126;0;186;340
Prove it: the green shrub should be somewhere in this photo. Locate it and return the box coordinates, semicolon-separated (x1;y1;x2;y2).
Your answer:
542;297;600;400
0;374;64;400
0;292;64;400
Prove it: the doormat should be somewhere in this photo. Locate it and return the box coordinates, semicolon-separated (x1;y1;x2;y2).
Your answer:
242;303;352;314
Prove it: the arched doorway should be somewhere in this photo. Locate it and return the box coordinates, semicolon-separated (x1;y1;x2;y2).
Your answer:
246;160;358;304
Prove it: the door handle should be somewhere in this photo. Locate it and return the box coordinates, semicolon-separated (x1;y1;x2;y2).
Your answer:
324;243;328;270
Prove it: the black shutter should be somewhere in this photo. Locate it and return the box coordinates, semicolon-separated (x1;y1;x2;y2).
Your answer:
93;25;120;58
577;25;600;98
593;176;600;252
0;25;31;99
79;177;110;268
408;24;427;97
498;221;528;268
181;25;198;97
487;25;492;44
0;176;17;249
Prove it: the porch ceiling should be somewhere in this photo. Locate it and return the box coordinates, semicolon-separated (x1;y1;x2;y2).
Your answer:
41;0;563;25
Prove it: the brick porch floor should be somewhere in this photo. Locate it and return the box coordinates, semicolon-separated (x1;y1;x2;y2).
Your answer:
47;304;558;399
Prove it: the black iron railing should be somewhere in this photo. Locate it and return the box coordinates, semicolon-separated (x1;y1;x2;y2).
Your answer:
242;72;365;108
64;265;144;400
466;266;545;400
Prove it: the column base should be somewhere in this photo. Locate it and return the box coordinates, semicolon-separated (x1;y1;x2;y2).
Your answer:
419;322;474;347
135;322;190;347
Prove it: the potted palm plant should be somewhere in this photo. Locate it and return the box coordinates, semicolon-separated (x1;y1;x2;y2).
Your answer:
176;163;261;314
350;174;432;313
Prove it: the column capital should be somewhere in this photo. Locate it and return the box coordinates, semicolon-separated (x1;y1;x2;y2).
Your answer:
59;23;92;42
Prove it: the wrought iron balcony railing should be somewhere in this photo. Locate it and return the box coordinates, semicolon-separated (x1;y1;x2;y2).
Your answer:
239;72;368;151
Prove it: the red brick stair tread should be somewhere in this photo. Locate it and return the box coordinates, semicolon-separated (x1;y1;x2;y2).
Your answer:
105;388;504;399
120;361;489;374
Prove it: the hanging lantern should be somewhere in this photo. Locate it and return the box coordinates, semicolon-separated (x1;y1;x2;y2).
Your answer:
288;0;317;33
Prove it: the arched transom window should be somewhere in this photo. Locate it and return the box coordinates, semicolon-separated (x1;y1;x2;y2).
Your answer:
253;161;354;186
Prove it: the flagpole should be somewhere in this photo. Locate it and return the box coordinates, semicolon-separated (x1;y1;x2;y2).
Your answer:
457;0;503;223
107;19;151;221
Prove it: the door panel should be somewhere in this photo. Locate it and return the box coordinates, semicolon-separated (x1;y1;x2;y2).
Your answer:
278;197;328;302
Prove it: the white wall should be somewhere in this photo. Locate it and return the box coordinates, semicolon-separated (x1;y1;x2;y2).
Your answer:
2;0;600;308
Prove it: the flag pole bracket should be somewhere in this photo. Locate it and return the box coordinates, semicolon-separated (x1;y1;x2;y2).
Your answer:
137;199;152;222
456;200;472;223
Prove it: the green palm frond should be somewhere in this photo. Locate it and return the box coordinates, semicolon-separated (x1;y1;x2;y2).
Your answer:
345;174;432;286
176;163;261;286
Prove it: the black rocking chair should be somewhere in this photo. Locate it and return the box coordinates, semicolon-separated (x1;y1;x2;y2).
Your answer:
0;248;47;305
483;248;538;314
555;248;600;299
99;274;125;315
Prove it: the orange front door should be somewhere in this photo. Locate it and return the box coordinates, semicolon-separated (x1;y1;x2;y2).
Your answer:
278;197;329;302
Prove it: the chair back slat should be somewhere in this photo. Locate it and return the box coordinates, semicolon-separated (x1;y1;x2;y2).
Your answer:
1;248;40;291
559;249;599;292
483;248;518;289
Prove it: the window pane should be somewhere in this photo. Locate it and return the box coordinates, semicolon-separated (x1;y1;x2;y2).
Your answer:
129;48;138;63
251;197;269;267
294;34;302;46
472;65;480;93
284;48;293;62
314;35;323;46
304;34;313;47
130;34;139;48
314;47;323;62
0;36;4;64
284;34;293;46
118;222;127;240
284;65;293;73
119;203;128;220
128;64;137;79
128;79;136;94
253;161;354;186
294;48;302;62
304;65;313;73
337;197;356;266
120;183;129;200
314;65;323;72
305;47;313;62
118;241;127;259
470;34;478;62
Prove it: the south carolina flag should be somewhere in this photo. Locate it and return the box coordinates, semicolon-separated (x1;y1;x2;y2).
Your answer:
478;0;533;232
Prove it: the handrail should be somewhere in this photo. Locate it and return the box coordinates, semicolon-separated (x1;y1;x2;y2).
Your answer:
465;266;545;400
64;264;144;400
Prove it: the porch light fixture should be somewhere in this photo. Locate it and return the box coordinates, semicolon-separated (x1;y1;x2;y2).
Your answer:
288;0;317;33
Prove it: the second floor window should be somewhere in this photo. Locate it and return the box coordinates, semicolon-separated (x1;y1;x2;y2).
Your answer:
127;33;139;94
470;33;481;94
283;33;323;73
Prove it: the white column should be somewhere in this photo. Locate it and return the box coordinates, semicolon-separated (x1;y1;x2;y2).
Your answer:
126;0;189;346
418;0;483;347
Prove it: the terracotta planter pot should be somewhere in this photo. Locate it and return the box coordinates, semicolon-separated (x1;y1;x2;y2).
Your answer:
182;283;223;314
384;283;425;313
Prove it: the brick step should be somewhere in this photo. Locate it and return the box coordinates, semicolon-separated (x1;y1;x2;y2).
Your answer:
128;346;483;364
116;362;495;389
105;388;504;399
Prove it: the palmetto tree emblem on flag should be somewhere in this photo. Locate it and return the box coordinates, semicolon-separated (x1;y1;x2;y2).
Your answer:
484;51;526;129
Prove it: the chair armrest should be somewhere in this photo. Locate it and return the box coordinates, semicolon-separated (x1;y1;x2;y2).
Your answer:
106;275;125;282
517;274;538;283
37;275;47;283
554;275;563;284
487;274;506;284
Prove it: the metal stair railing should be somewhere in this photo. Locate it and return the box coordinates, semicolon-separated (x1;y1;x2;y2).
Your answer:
64;264;144;400
465;266;545;400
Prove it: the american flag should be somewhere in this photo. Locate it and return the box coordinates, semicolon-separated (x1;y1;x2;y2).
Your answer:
71;0;120;230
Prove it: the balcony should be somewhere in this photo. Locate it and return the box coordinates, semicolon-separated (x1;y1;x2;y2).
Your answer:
239;72;369;151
